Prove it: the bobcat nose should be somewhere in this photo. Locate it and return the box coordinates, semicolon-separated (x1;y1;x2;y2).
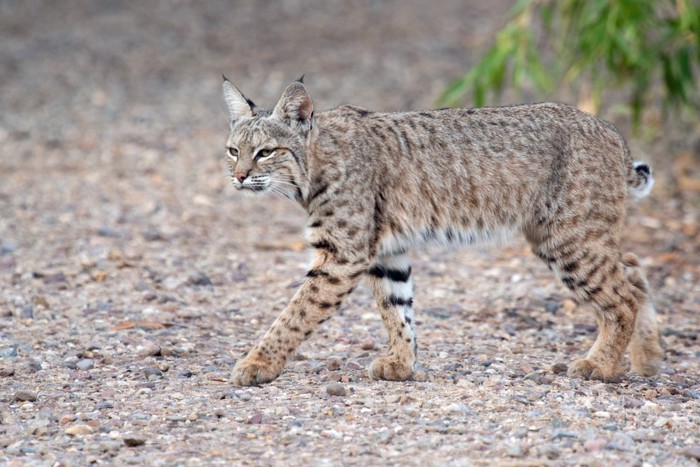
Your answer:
234;171;247;183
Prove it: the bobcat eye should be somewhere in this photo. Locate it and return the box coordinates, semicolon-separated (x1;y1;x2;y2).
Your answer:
255;148;274;159
227;147;239;159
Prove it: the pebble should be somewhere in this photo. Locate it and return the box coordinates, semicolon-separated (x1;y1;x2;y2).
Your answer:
247;412;263;424
64;424;94;436
177;370;193;378
551;363;568;375
360;340;375;350
681;446;700;460
76;359;95;371
584;438;608;452
143;367;163;379
413;370;428;382
653;417;672;429
59;414;76;425
1;346;18;358
606;433;635;451
188;271;213;286
505;443;526;458
139;343;161;357
0;366;15;377
326;382;346;397
623;397;644;409
96;400;114;410
15;390;37;402
326;358;341;371
123;434;147;447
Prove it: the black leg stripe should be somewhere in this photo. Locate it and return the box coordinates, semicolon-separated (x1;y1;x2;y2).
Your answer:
367;265;412;282
387;295;413;307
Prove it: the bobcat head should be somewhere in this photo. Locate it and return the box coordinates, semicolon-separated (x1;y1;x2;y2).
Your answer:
223;77;313;200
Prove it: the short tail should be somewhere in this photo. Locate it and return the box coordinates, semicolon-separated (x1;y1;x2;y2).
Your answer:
628;162;654;199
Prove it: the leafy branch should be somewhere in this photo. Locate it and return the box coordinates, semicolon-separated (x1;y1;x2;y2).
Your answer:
438;0;700;128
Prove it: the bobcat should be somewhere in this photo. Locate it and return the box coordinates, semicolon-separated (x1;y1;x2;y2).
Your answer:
222;77;663;386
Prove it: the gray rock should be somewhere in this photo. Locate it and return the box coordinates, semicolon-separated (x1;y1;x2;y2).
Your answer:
96;400;114;410
76;359;95;371
1;346;18;358
15;390;37;401
0;367;15;377
143;367;162;379
247;412;263;424
606;433;636;451
326;382;346;397
188;271;212;286
681;446;700;460
505;443;526;458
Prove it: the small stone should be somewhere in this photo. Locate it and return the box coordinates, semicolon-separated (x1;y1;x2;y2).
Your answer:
544;300;559;313
326;359;341;371
30;418;50;436
326;382;346;397
59;414;75;426
76;359;95;371
15;390;37;402
96;401;114;410
177;370;193;378
247;412;263;424
139;343;161;357
64;424;94;436
681;446;700;460
606;433;635;451
1;346;18;358
374;430;394;444
188;271;212;286
123;435;146;447
551;363;568;375
623;397;643;409
143;367;162;379
0;367;15;377
413;370;428;382
584;438;607;452
505;443;526;458
157;362;170;372
653;417;672;429
166;414;187;422
360;340;375;351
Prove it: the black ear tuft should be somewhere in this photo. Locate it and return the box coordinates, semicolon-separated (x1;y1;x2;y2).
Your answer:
297;74;305;84
222;73;229;82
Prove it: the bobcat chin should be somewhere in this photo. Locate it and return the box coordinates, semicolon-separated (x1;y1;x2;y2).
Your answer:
222;77;662;386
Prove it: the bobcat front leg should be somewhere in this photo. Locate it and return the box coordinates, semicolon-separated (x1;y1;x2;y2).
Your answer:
232;253;367;386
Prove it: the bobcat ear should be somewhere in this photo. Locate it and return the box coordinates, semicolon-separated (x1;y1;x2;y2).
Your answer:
223;76;254;124
272;81;314;129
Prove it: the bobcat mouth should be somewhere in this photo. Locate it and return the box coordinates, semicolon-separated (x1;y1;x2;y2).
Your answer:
232;177;270;194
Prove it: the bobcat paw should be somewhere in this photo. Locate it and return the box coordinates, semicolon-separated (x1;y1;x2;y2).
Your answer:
567;358;620;383
231;354;281;386
369;356;414;381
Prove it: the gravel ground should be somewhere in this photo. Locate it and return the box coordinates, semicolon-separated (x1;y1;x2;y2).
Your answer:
1;1;699;465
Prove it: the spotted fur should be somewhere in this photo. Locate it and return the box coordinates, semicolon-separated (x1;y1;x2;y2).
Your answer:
222;78;662;386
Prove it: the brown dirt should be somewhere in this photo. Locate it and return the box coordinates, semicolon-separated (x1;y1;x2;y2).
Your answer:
1;1;699;465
